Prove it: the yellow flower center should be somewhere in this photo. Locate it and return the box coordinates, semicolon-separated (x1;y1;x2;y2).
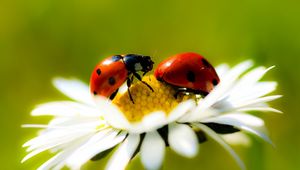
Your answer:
112;75;192;122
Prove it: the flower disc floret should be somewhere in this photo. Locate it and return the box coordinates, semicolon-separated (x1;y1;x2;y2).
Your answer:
112;75;188;122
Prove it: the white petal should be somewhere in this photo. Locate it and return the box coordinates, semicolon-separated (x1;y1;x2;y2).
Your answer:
168;124;198;158
37;146;75;170
126;111;167;134
237;106;282;113
23;128;80;147
228;66;275;98
23;119;102;131
202;113;264;127
47;117;104;129
37;151;68;170
234;95;282;109
25;130;91;152
22;131;92;163
38;152;65;170
66;130;126;169
94;96;130;130
21;129;91;163
213;60;253;100
222;133;251;147
35;135;92;170
179;107;219;123
53;77;95;105
216;64;230;78
195;123;245;170
22;124;51;129
167;99;196;123
140;111;167;132
241;125;273;146
141;131;165;170
22;146;55;163
105;134;140;170
228;82;277;104
201;113;273;145
31;101;100;117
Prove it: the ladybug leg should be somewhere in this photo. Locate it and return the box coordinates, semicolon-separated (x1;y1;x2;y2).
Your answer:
174;88;186;99
126;77;135;104
109;88;119;100
193;90;208;98
174;90;179;99
130;74;134;82
142;71;148;76
132;72;154;92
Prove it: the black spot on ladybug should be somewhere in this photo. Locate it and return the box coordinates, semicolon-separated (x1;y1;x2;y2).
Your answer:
93;91;97;95
108;77;116;85
202;58;210;67
212;79;218;86
111;55;122;62
186;71;195;82
96;68;101;75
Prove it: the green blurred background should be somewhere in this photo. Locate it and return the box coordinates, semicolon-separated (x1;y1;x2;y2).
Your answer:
1;0;299;169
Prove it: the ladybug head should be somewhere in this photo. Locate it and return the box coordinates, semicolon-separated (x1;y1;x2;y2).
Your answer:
140;56;154;73
123;54;154;74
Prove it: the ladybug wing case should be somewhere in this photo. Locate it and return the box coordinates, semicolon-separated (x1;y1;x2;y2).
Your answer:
90;58;128;97
155;53;220;94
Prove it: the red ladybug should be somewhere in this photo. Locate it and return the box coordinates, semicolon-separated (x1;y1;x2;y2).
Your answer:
154;52;220;97
90;54;154;103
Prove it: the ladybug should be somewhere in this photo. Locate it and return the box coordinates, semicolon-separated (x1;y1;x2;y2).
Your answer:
90;54;154;103
154;52;220;97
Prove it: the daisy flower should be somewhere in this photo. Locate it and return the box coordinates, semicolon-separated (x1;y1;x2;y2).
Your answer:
22;60;280;170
